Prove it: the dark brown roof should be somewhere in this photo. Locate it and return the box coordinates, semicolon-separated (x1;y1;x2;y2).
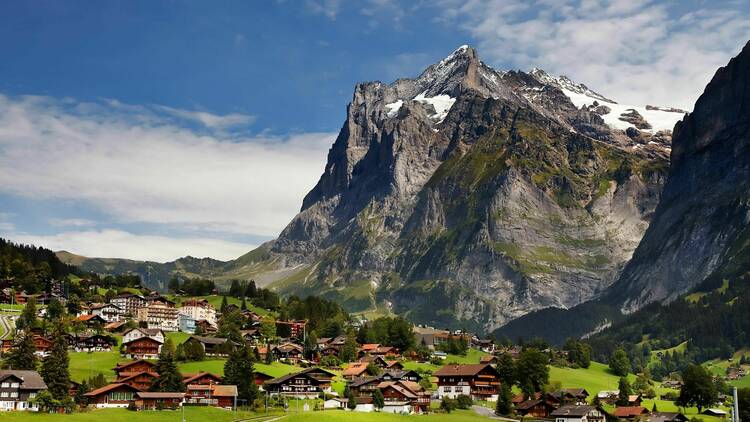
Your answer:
0;370;47;390
433;363;496;377
613;407;649;417
114;359;157;371
189;335;231;345
182;372;222;384
264;367;337;386
136;392;185;399
551;405;597;417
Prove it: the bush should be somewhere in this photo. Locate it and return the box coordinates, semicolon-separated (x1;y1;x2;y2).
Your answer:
456;394;473;409
440;398;459;413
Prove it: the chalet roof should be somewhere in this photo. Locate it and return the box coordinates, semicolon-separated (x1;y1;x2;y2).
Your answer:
349;376;380;388
647;412;688;422
136;392;185;399
551;405;597;417
182;372;222;384
264;367;337;386
211;385;237;397
343;363;369;376
77;314;104;322
84;383;141;396
118;371;159;383
377;381;418;399
114;359;156;371
516;399;545;411
123;336;163;345
189;335;233;345
0;370;47;390
613;407;648;417
434;363;496;377
360;343;380;351
123;327;164;337
274;342;303;353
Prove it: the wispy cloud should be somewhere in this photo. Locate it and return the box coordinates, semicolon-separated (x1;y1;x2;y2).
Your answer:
47;218;98;228
156;105;255;129
0;93;335;241
8;229;256;262
436;0;750;109
305;0;342;20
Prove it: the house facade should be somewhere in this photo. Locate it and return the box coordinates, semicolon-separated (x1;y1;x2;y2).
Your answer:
179;299;216;327
0;370;47;412
84;383;140;408
122;327;165;344
264;367;335;399
434;364;500;401
111;293;146;316
552;405;606;422
137;302;179;332
89;303;125;322
122;336;163;359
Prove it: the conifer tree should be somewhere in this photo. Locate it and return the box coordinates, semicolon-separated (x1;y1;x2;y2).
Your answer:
220;295;229;313
41;325;70;399
151;339;184;392
4;332;37;370
496;382;514;416
372;389;384;410
224;344;258;404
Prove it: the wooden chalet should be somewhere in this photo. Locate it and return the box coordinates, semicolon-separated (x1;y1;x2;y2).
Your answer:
378;380;430;413
348;369;422;398
70;334;115;352
113;359;157;379
549;388;590;406
343;362;370;379
84;383;140;408
195;319;217;334
134;392;184;410
122;336;163;359
117;371;158;390
254;371;274;388
185;384;237;408
264;367;336;398
551;405;605;422
271;342;304;363
32;335;53;356
76;314;107;327
183;372;222;386
183;336;236;357
0;370;48;411
515;397;558;418
646;412;688;422
434;363;500;401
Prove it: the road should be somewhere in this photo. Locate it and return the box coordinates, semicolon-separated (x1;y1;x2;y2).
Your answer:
0;314;13;339
472;405;519;421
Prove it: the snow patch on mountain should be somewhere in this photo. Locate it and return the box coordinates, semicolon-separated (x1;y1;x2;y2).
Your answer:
385;100;403;118
414;91;456;123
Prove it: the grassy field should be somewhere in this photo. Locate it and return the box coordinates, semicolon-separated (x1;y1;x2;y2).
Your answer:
703;349;750;388
0;407;282;422
402;349;490;372
285;409;489;421
177;358;300;378
69;350;123;382
169;295;272;316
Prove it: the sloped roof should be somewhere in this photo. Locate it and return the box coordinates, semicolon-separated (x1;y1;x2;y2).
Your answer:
264;367;336;386
434;363;496;377
613;406;648;417
0;370;47;390
114;359;156;371
136;392;185;399
211;385;237;397
182;372;222;384
85;383;141;396
551;405;597;417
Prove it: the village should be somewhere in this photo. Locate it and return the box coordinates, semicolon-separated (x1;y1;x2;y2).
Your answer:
1;279;744;421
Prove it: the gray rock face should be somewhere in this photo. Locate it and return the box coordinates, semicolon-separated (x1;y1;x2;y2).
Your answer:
262;46;674;331
611;41;750;313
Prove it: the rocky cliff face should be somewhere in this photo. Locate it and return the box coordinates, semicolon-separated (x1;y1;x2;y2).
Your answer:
259;46;682;332
609;41;750;313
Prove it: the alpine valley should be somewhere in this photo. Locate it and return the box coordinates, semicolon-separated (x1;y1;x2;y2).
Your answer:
58;43;750;339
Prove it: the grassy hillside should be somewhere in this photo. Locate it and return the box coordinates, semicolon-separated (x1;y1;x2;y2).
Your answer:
0;407;280;422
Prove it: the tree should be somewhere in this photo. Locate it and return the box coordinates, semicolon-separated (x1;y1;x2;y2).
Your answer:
516;348;549;394
609;348;631;377
372;389;385;411
339;335;359;363
303;330;318;360
220;295;229;313
347;388;357;410
4;332;37;369
151;339;184;392
496;353;515;385
738;388;750;422
75;380;89;405
617;377;632;406
496;382;514;416
677;364;716;413
241;297;247;311
40;326;70;400
168;276;180;293
45;298;65;321
17;297;38;330
224;344;259;405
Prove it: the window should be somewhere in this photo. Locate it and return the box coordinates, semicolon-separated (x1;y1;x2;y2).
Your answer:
29;393;36;399
0;382;8;388
1;392;8;397
10;383;19;388
9;392;17;398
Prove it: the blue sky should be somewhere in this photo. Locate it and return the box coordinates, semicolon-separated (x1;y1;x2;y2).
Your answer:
1;0;748;262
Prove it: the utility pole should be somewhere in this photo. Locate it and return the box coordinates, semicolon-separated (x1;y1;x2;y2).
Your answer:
734;386;740;422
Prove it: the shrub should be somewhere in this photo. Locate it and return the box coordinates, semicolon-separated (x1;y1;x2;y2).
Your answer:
456;394;473;409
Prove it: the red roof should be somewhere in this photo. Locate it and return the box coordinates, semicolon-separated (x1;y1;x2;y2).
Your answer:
434;363;496;377
613;407;649;417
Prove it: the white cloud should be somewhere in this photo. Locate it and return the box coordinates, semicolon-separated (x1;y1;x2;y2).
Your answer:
0;94;336;239
306;0;342;20
157;105;255;129
6;229;255;262
47;218;98;228
436;0;750;110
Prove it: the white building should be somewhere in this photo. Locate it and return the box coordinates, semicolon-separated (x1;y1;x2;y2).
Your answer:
178;299;216;327
110;293;146;316
89;303;125;322
122;327;165;344
137;302;179;332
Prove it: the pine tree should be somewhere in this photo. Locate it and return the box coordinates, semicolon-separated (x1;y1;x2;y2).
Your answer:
224;345;258;405
241;297;247;311
347;388;357;410
617;377;632;406
372;389;384;410
75;380;89;405
17;297;38;330
220;295;229;313
496;382;514;416
151;340;184;392
4;332;37;369
40;325;70;400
